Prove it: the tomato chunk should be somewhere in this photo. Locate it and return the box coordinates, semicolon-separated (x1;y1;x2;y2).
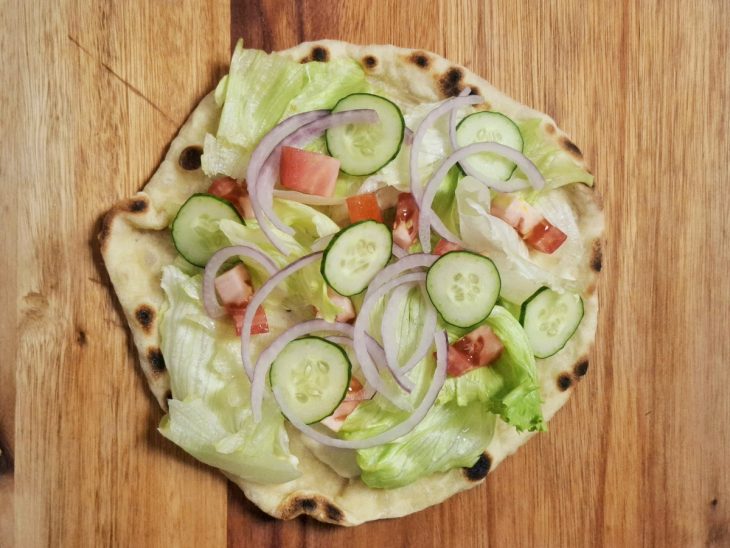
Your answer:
321;378;368;431
447;325;504;377
523;219;568;254
490;193;567;254
392;192;419;249
208;177;254;219
226;304;269;336
346;193;383;223
214;264;253;307
433;239;462;256
279;146;340;197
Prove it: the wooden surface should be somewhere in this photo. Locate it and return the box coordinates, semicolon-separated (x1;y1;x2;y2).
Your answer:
2;0;729;546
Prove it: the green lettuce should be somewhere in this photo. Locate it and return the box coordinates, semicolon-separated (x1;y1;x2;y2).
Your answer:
158;266;300;483
517;119;593;198
341;399;495;488
203;41;368;179
438;306;545;432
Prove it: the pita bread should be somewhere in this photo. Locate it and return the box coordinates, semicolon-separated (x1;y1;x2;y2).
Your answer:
100;40;603;525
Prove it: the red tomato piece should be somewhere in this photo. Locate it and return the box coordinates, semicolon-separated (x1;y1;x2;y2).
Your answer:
226;305;269;336
523;219;568;254
346;193;383;223
214;264;253;307
279;146;340;197
446;325;504;377
392;192;419;249
433;239;463;256
208;178;254;219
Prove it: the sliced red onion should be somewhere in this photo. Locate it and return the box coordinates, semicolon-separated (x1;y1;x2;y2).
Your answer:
418;142;546;253
410;95;484;204
256;110;379;235
251;319;353;422
202;245;279;319
354;272;426;408
240;252;322;380
391;244;407;258
400;285;439;373
447;90;531;193
272;330;448;449
404;126;414;146
366;330;414;392
365;253;437;298
272;190;347;206
247;110;329;232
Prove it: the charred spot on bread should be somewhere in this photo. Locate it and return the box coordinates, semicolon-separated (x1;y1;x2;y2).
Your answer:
463;452;491;481
468;86;481;97
279;494;344;523
311;46;329;62
574;359;589;377
440;67;465;97
591;240;603;272
557;373;573;391
178;145;203;171
325;502;344;523
560;136;583;160
135;305;155;333
546;123;557;135
147;347;166;372
409;51;431;68
362;55;378;69
127;197;148;213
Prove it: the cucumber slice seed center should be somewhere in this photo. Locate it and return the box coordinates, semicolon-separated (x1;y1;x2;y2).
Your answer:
448;272;482;303
292;358;331;403
339;238;378;274
537;302;570;337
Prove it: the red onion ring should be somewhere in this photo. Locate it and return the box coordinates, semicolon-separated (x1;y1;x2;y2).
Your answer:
247;110;329;229
418;142;547;253
354;272;426;407
366;330;414;392
256;110;379;237
365;253;437;298
398;285;439;374
240;252;323;380
251;319;354;422
271;330;448;449
447;90;531;193
410;95;484;204
391;244;408;258
202;245;279;319
404;126;414;146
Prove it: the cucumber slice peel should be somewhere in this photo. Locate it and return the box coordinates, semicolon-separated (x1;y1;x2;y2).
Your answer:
519;287;584;358
426;251;501;329
321;220;393;296
269;336;351;424
326;93;405;176
171;193;244;267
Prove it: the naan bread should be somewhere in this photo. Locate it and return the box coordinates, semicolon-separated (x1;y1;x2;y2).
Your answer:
100;41;604;525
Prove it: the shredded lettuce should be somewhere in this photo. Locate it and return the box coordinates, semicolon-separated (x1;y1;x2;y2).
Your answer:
517;119;593;197
341;399;495;488
438;306;545;433
158;266;301;483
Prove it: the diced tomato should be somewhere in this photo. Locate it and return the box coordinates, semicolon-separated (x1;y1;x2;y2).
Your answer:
320;399;362;432
345;377;364;400
346;193;383;223
446;325;504;377
392;193;419;249
523;219;568;254
433;239;463;256
226;305;269;336
490;193;567;254
279;146;340;197
208;177;254;219
214;264;253;307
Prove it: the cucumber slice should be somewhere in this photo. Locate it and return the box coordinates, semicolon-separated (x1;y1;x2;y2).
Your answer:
326;93;404;176
270;336;351;424
171;193;244;267
321;220;393;296
426;251;501;328
519;287;584;358
456;111;523;180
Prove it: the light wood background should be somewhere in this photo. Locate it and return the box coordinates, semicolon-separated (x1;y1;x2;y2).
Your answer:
2;1;728;546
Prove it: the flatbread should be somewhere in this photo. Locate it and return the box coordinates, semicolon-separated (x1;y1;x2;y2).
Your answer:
100;40;604;525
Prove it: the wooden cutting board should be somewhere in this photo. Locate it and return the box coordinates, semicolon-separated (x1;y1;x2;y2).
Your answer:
2;1;729;546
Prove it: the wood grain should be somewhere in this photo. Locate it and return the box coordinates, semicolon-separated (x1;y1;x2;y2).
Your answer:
2;0;728;546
